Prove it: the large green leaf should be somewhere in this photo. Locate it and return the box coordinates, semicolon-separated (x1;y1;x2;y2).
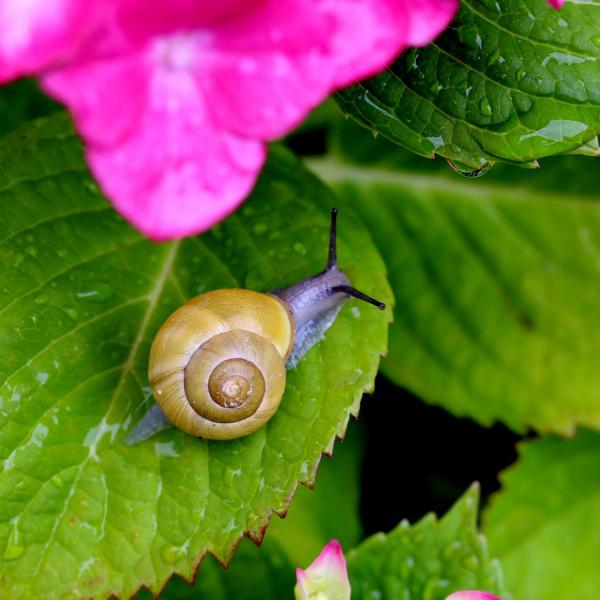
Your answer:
309;152;600;434
348;485;508;599
0;115;391;599
484;430;600;600
336;0;600;170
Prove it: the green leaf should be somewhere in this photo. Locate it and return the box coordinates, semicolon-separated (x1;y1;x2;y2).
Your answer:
0;115;391;599
484;429;600;600
148;419;364;600
309;153;600;434
348;485;507;600
336;0;600;169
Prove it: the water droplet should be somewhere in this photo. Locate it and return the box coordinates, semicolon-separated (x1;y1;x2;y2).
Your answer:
160;544;185;565
479;99;492;117
34;293;49;305
293;242;306;255
51;475;64;487
447;159;492;178
512;91;533;114
57;248;68;259
427;135;445;150
84;181;100;194
252;222;267;236
429;82;443;95
36;372;49;385
487;48;501;67
65;307;79;321
592;34;600;49
25;246;38;258
154;441;180;458
3;545;24;561
76;283;113;303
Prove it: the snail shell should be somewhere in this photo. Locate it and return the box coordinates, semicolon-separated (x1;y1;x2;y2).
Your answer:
148;289;294;440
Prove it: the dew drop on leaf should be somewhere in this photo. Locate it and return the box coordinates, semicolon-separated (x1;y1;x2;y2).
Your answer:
447;159;492;178
479;99;493;117
75;283;113;302
512;91;533;114
293;242;306;255
252;222;267;235
3;545;24;561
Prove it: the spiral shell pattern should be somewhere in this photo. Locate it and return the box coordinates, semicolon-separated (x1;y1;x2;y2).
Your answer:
148;289;294;439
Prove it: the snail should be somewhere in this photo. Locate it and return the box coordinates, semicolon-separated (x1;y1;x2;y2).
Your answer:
124;209;385;444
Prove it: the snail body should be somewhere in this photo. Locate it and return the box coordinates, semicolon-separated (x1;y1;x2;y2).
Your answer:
125;210;384;444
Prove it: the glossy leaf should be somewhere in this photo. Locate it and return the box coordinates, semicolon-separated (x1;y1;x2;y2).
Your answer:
485;430;600;600
310;151;600;434
348;485;507;600
336;0;600;169
0;115;391;599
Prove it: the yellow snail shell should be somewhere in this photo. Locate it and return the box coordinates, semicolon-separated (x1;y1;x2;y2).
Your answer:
148;289;294;440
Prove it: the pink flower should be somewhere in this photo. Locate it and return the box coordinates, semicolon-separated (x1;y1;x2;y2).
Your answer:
0;0;458;241
295;539;351;600
445;592;503;600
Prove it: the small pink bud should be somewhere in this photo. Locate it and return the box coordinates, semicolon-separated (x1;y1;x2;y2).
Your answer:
295;540;351;600
446;592;503;600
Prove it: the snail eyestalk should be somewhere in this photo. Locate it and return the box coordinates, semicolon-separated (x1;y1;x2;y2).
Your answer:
327;207;338;270
330;285;386;311
326;208;385;310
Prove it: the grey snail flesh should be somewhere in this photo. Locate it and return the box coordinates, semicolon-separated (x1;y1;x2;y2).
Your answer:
123;209;384;445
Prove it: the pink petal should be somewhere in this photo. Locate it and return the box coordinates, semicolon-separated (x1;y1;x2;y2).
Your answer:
310;540;349;577
204;0;458;139
35;0;459;240
0;0;105;83
546;0;564;7
446;592;503;600
42;34;265;241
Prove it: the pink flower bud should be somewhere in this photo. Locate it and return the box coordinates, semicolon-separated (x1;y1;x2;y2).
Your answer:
295;540;351;600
